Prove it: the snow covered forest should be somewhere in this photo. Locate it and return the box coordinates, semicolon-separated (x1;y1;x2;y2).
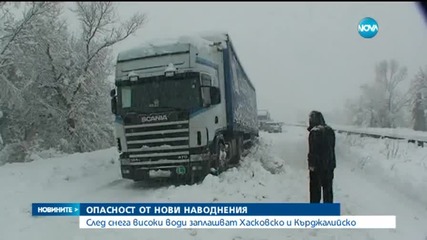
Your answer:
0;2;145;164
344;59;427;130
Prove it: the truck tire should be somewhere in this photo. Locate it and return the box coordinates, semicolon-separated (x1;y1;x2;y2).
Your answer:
210;140;227;176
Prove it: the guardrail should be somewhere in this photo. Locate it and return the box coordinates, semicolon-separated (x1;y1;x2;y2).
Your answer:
284;124;427;147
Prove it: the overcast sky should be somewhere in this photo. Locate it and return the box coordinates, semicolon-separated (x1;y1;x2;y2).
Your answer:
66;2;427;123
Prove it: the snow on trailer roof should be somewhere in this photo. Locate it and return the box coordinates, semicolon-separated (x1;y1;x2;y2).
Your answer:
117;32;230;62
198;30;229;42
116;31;256;92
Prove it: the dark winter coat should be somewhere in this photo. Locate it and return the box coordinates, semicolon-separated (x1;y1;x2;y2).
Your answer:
307;111;336;171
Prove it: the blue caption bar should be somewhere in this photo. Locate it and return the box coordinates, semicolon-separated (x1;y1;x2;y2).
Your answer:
32;203;340;216
32;203;80;216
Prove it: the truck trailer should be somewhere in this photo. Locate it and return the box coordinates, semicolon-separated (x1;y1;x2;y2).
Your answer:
110;32;258;184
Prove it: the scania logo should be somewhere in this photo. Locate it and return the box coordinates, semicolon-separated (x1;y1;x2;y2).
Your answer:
141;114;168;123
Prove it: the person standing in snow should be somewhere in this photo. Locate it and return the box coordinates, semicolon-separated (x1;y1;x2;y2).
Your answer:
306;111;336;203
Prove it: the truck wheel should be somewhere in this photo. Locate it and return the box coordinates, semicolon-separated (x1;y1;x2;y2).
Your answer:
211;141;227;175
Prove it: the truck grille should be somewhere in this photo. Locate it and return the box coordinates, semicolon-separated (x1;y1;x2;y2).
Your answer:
124;120;189;161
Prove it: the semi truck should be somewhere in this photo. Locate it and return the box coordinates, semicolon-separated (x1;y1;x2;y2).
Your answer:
110;32;258;184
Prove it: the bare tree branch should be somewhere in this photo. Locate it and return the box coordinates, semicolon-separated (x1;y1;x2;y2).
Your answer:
0;2;56;64
70;2;146;104
86;2;113;45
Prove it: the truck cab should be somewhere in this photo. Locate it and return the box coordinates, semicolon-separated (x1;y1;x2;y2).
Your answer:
110;33;258;184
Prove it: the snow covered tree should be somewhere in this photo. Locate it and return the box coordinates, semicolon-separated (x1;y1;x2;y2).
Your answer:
412;92;426;131
346;59;410;128
0;2;62;163
0;2;146;163
374;59;410;128
63;2;146;152
410;66;427;131
345;97;371;127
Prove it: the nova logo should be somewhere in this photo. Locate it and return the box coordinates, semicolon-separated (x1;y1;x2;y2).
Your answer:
141;114;168;123
358;17;378;39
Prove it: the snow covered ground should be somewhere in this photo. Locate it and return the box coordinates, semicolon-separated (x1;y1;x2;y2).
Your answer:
1;126;426;240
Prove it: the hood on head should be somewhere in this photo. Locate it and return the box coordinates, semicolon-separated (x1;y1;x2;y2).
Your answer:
307;110;326;131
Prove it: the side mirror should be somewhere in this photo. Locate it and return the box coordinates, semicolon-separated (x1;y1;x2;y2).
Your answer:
110;89;116;97
210;87;221;105
111;97;117;115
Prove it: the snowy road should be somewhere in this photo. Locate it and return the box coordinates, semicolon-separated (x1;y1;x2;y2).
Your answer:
1;126;426;240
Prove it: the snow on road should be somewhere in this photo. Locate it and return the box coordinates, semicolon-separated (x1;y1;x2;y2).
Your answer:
1;126;426;240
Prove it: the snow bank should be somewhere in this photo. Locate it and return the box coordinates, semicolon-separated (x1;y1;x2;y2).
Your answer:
0;144;68;166
336;132;427;204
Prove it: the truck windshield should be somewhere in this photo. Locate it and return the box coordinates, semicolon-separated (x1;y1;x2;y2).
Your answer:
118;75;201;113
